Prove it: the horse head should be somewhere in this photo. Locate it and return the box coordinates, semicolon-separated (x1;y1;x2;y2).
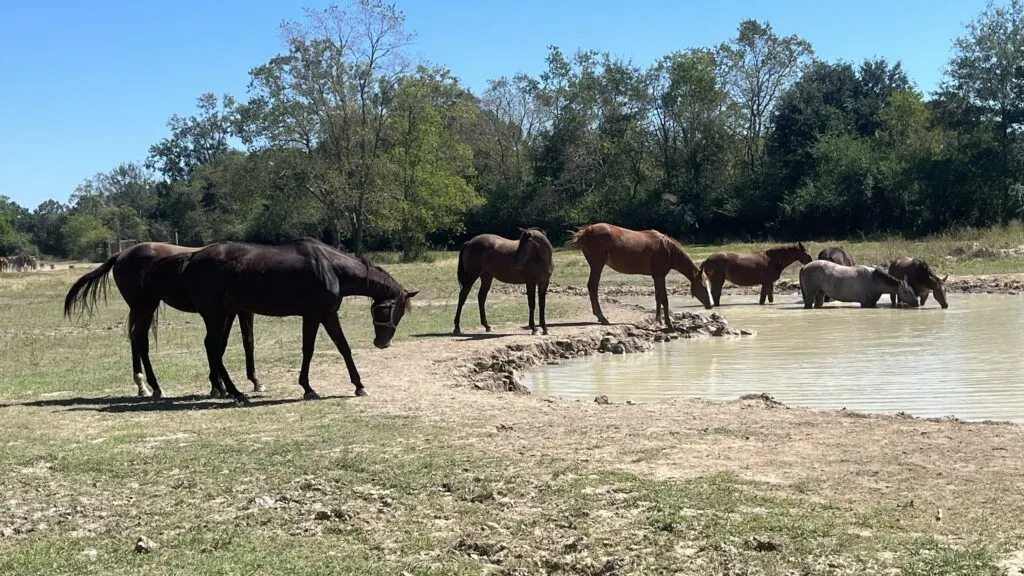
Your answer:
690;270;713;310
795;242;814;265
371;289;419;349
513;227;551;270
930;272;949;309
896;279;920;308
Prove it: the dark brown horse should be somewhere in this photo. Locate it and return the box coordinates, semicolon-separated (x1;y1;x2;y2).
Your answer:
700;242;814;306
181;238;418;405
817;247;855;302
64;242;259;399
564;223;712;329
887;257;949;308
453;227;554;335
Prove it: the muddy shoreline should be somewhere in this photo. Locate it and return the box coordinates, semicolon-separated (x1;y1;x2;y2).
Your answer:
490;273;1023;298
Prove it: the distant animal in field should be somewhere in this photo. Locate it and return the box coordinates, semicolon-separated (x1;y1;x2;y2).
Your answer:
700;243;814;307
64;242;260;399
799;260;919;308
816;247;856;302
563;223;712;331
0;256;8;272
182;238;418;405
454;227;554;335
887;257;949;308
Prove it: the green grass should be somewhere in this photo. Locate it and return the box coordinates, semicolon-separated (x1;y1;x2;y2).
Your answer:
1;229;1023;574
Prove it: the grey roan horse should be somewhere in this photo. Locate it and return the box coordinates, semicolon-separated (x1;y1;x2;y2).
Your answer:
453;227;554;335
799;260;919;308
816;246;855;303
180;238;418;405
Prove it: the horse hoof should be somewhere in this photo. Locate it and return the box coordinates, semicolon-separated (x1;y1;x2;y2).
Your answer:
233;395;251;407
531;327;538;335
453;328;462;336
542;328;549;336
354;387;368;397
209;389;225;399
303;390;320;401
150;389;163;401
484;326;493;333
252;382;265;393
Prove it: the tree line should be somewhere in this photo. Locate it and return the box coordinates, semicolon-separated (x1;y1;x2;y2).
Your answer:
2;0;1023;262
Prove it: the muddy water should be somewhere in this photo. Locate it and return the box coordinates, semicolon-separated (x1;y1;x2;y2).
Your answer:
522;294;1024;423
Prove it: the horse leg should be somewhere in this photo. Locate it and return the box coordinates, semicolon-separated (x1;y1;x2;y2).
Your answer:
297;316;321;400
889;291;896;307
767;282;775;304
813;290;825;308
710;277;724;307
478;274;494;332
127;309;150;398
538;281;549;335
526;281;537;334
208;311;237;398
920;293;929;306
238;311;262;392
759;284;770;305
202;313;248;406
654;274;673;331
453;274;478;335
586;262;609;324
132;305;164;400
321;313;366;397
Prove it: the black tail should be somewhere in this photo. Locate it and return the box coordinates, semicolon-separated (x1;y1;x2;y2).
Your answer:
64;254;118;319
456;242;470;289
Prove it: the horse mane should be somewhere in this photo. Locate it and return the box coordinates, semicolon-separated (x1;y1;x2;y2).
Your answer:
871;267;901;286
763;243;805;258
657;233;701;279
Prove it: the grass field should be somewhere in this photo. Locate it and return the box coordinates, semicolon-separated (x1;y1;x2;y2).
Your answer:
2;228;1024;575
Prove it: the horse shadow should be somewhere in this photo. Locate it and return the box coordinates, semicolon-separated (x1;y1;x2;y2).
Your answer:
7;393;355;414
412;331;510;341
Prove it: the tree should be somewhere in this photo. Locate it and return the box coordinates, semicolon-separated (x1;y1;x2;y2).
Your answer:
0;196;26;255
385;66;482;260
147;93;237;182
237;0;414;254
61;214;114;261
718;20;814;171
942;0;1024;222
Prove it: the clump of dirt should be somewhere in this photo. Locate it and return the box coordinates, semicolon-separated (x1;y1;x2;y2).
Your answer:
467;311;747;394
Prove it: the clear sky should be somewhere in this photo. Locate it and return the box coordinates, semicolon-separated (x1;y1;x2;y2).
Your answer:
0;0;988;209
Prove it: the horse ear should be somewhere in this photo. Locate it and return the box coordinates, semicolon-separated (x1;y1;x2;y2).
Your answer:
406;290;419;299
518;227;527;234
942;275;948;283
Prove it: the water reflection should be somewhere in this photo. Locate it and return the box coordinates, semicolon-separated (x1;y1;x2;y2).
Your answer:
522;294;1024;423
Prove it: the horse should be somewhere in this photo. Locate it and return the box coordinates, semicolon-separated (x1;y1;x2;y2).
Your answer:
799;260;919;308
564;223;712;330
0;256;7;272
63;242;260;399
887;257;949;308
453;227;554;335
816;247;855;302
699;243;814;306
181;238;418;405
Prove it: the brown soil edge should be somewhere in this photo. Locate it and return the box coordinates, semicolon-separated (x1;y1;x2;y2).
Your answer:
454;301;1019;430
489;273;1024;298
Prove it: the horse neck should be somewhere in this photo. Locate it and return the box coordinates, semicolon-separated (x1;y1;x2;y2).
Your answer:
668;243;699;281
357;264;405;302
767;249;801;271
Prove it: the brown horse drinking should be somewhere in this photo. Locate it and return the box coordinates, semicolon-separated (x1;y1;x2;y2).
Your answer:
64;242;259;399
887;257;949;308
182;238;418;405
453;227;554;335
564;223;712;329
700;243;814;306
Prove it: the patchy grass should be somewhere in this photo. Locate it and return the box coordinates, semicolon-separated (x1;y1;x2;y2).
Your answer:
1;232;1023;574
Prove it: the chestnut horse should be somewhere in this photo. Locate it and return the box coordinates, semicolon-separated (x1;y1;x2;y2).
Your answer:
64;242;260;399
453;227;554;335
564;223;712;330
700;242;814;306
887;257;949;308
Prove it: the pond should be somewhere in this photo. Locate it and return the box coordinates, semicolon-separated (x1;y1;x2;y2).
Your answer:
521;293;1024;423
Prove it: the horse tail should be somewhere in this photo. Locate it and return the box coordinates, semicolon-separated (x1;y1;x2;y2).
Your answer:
563;225;591;250
456;242;470;290
64;254;118;319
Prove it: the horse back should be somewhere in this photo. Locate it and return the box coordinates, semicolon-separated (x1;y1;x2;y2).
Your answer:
463;233;536;284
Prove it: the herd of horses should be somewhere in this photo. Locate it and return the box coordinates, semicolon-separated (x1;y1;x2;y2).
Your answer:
0;254;39;272
60;223;948;405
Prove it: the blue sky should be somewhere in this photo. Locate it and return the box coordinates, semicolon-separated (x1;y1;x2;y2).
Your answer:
0;0;988;209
